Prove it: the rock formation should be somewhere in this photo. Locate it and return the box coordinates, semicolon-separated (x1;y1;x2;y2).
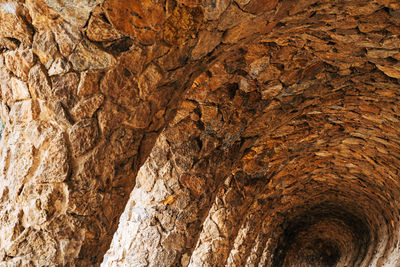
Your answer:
0;0;399;266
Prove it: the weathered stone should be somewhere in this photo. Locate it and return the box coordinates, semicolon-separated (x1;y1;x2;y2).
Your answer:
109;126;141;161
376;64;400;79
218;4;254;30
86;7;124;42
0;66;13;105
242;0;278;14
367;49;399;59
69;118;99;157
50;72;79;107
4;48;35;81
52;21;82;57
179;174;206;197
161;231;186;251
2;1;400;267
77;70;101;97
222;16;264;44
35;134;69;183
69;39;116;71
11;77;30;101
203;0;230;20
0;37;19;50
138;63;163;100
48;57;71;76
32;31;58;69
0;1;33;46
70;94;104;122
260;80;282;99
28;65;52;100
21;183;67;227
234;0;251;8
162;5;203;45
156;44;189;71
249;56;270;78
117;46;146;76
191;30;223;60
9;100;38;124
104;0;166;45
100;66;140;111
200;105;219;122
6;138;34;199
97;101;129;137
44;101;72;127
125;102;152;129
25;121;57;149
44;0;102;28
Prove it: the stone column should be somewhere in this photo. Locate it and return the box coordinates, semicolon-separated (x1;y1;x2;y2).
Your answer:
225;202;264;266
244;232;267;266
102;63;253;266
188;177;260;267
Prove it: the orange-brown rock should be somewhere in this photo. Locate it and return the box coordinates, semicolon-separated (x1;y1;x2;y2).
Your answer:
0;0;400;267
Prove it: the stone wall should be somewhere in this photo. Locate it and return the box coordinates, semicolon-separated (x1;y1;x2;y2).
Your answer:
0;0;399;266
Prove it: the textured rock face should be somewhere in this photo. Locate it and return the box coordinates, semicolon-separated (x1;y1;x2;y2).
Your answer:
0;0;400;266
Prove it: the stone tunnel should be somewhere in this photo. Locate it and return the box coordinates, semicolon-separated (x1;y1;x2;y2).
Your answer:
0;0;400;266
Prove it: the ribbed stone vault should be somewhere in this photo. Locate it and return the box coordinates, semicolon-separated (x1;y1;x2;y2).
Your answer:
103;1;400;265
104;55;400;266
0;0;399;266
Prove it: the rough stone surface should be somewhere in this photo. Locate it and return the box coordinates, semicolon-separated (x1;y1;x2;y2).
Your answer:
0;1;33;47
4;48;35;81
69;118;99;157
44;0;102;28
32;31;58;69
0;0;400;266
69;39;116;71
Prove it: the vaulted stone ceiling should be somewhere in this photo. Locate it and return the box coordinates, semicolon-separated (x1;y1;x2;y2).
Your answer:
0;0;399;266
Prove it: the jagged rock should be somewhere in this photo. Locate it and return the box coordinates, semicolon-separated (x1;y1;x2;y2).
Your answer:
69;118;99;157
125;102;152;129
32;31;58;69
52;22;82;57
376;64;400;79
86;7;124;42
1;1;400;267
0;37;19;50
35;133;69;183
50;72;79;107
162;5;203;45
69;39;116;71
203;0;230;20
104;0;166;45
4;48;35;81
97;101;129;136
48;57;71;76
191;30;222;60
242;0;279;14
70;94;104;122
44;0;102;28
138;63;163;100
9;100;38;124
10;77;30;101
77;70;101;97
28;64;52;100
0;1;33;46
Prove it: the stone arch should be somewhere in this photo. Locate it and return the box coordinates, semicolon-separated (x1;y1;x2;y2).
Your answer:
103;7;400;263
1;0;400;266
